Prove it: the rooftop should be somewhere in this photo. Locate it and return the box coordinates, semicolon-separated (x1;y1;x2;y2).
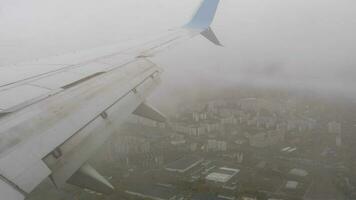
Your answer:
165;155;203;173
285;181;299;189
192;193;227;200
125;184;177;200
205;167;240;183
289;168;308;177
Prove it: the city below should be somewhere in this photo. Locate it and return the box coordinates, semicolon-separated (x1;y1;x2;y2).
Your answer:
28;88;356;200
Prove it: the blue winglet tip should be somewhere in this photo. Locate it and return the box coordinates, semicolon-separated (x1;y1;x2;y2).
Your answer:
185;0;220;30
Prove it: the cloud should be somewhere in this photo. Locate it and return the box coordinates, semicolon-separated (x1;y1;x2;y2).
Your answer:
1;0;356;104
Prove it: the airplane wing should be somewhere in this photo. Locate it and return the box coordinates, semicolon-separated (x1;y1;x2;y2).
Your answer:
0;0;221;199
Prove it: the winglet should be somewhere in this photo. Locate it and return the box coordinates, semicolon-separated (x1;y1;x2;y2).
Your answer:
201;27;222;46
185;0;221;46
185;0;220;30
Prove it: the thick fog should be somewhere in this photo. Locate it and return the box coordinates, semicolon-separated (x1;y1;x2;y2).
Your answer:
1;0;356;107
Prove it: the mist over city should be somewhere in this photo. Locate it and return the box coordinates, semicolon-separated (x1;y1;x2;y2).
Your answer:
0;0;356;200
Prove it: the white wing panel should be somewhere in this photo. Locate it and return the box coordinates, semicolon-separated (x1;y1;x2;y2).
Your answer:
24;43;136;66
0;68;25;87
12;161;51;193
0;55;142;114
0;65;66;87
123;59;155;76
31;71;91;90
10;64;66;78
96;54;133;67
0;179;24;200
69;62;108;76
25;50;108;65
0;85;51;112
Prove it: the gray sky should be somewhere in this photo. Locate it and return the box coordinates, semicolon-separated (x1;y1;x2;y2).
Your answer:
1;0;356;108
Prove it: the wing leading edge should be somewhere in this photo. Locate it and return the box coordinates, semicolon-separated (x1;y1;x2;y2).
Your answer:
0;1;221;199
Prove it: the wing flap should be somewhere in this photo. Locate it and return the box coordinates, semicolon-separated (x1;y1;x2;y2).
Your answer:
11;161;51;193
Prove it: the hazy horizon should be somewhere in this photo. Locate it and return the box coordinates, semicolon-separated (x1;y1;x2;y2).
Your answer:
1;0;356;107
